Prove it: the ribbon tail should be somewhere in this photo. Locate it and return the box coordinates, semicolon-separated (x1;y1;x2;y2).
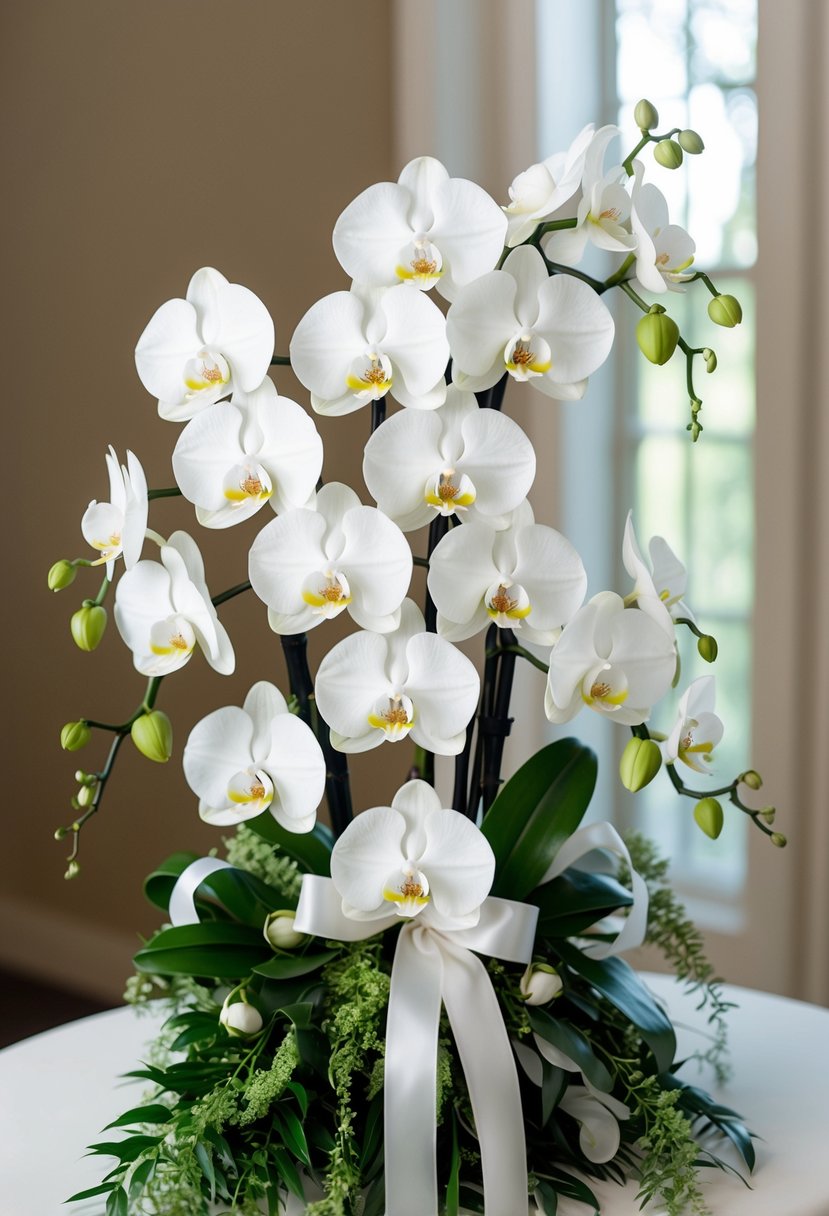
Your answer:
385;925;444;1216
441;940;529;1216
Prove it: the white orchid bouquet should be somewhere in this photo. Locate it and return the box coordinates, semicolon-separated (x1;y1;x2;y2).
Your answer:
52;103;777;1216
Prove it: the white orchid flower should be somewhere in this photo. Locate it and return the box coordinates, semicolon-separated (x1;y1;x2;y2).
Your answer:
428;511;587;646
663;676;724;773
330;779;495;929
290;283;448;416
545;591;676;726
248;482;412;635
114;530;234;677
135;267;275;423
171;377;322;529
446;245;615;400
622;510;693;635
81;447;148;578
541;126;636;267
362;384;535;530
314;599;479;755
332;157;507;302
503;123;596;247
630;161;696;294
182;681;325;832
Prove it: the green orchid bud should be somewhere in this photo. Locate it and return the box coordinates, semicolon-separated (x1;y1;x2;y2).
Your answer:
70;604;107;652
131;711;173;764
702;347;717;373
654;139;683;169
54;826;69;840
697;634;718;663
707;294;742;327
760;806;776;824
76;784;95;808
678;128;704;155
637;307;679;365
693;797;724;839
619;737;663;792
740;769;763;791
264;910;305;950
64;860;80;881
48;560;77;592
634;99;659;131
771;832;787;848
74;770;97;786
61;720;91;751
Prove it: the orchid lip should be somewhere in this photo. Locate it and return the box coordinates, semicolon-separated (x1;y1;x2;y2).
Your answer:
382;862;430;917
346;351;393;402
504;332;552;381
581;663;629;711
424;468;477;516
227;767;274;814
301;569;353;619
222;461;273;505
485;579;531;628
395;235;444;289
368;692;415;740
183;348;231;398
149;614;196;659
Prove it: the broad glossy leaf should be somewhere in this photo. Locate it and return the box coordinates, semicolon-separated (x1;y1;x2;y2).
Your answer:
528;1007;613;1092
253;949;337;980
532;868;633;938
104;1104;173;1130
248;816;333;875
144;851;201;911
482;738;597;899
555;942;676;1073
134;922;271;978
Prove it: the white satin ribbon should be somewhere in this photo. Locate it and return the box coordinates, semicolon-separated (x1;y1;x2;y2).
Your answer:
540;820;648;958
295;879;538;1216
169;856;234;925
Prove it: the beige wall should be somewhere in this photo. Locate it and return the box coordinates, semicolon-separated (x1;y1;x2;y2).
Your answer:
4;1;401;998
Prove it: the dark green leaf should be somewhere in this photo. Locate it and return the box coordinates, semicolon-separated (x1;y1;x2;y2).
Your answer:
128;1156;155;1203
286;1081;309;1117
532;868;633;937
88;1136;163;1162
144;852;201;911
278;1108;311;1166
544;1169;599;1206
362;1177;386;1216
528;1009;613;1092
103;1104;172;1130
248;816;333;875
133;921;271;978
195;868;295;928
446;1112;460;1216
272;1145;305;1199
535;1179;558;1215
170;1022;221;1051
64;1182;115;1203
105;1187;128;1216
482;739;597;898
358;1095;384;1173
195;1141;216;1202
457;1186;485;1214
541;1060;567;1127
555;942;676;1073
253;949;337;979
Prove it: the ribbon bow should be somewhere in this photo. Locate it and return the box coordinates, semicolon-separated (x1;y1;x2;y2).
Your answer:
294;875;538;1216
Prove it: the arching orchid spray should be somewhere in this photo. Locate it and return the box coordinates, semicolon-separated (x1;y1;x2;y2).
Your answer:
52;103;775;1216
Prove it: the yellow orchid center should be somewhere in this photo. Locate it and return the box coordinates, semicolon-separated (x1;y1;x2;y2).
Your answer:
368;693;415;740
383;863;431;916
485;580;531;627
424;468;477;516
301;569;353;618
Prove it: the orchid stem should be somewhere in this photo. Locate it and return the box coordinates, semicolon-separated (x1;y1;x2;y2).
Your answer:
211;580;252;608
489;642;549;675
147;487;183;501
270;355;292;366
371;400;386;432
280;632;353;837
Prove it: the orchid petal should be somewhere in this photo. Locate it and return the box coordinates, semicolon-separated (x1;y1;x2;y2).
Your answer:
404;633;480;753
333;181;412;287
339;506;412;618
314;630;391;741
248;509;328;615
210;282;275;392
263;714;325;831
243;681;289;760
389;779;443;859
446;270;519;380
417;808;495;916
183;706;255;809
428;521;501;628
135;298;202;406
379;286;449;399
535;275;615;385
330;806;408;912
290;291;368;401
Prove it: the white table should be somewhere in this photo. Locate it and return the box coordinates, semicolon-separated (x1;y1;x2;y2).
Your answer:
1;975;827;1215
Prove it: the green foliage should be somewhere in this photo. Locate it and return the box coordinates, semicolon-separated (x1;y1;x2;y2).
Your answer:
623;832;733;1081
224;823;302;901
626;1072;708;1215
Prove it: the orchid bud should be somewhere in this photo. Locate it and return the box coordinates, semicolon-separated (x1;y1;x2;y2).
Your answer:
678;129;704;154
520;963;563;1006
707;294;742;327
64;859;80;880
634;99;659;131
61;720;91;751
220;992;264;1038
693;797;724;839
697;634;718;663
654;139;683;169
740;770;763;791
48;560;77;592
702;348;717;373
619;737;662;792
760;805;776;824
71;604;107;651
264;910;305;950
771;832;787;849
76;784;95;808
131;711;173;764
637;307;679;366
